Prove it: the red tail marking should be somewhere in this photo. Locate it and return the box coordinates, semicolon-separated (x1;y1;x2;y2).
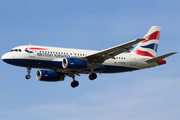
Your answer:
142;31;160;43
134;49;155;58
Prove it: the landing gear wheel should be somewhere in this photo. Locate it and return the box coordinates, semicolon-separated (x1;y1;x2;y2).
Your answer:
26;75;31;79
71;80;79;88
26;67;32;80
89;73;97;80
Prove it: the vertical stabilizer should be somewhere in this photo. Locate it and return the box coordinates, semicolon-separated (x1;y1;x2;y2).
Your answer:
132;26;161;58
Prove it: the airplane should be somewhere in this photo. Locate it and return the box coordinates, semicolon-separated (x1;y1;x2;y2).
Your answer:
2;26;177;88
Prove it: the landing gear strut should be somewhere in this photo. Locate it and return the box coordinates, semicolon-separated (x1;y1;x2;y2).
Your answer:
70;74;79;88
88;64;97;80
25;67;31;79
89;73;97;80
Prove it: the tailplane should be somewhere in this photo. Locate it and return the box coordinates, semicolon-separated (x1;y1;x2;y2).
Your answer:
132;26;161;58
145;52;177;65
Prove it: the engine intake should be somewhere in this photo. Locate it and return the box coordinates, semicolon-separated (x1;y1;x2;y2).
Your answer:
62;58;89;69
36;70;65;82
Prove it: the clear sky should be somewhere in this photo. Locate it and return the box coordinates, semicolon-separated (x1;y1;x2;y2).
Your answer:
0;0;180;120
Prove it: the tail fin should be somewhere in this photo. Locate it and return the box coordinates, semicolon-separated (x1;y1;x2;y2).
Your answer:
132;26;161;58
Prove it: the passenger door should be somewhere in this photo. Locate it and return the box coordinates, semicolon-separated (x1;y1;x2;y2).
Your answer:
129;54;136;66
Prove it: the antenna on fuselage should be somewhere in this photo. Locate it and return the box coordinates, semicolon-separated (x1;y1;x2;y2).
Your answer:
29;43;31;46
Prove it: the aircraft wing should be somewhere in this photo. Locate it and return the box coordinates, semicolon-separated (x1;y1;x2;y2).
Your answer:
85;38;145;64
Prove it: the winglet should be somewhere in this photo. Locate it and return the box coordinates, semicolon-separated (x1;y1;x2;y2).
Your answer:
145;52;177;64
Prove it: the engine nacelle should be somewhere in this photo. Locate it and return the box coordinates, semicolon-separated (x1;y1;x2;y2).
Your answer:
62;58;89;69
51;58;63;68
36;70;65;82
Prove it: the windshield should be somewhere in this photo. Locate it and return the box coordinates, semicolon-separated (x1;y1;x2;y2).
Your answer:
10;49;22;52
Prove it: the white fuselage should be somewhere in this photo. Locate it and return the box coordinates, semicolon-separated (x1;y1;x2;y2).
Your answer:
2;45;159;74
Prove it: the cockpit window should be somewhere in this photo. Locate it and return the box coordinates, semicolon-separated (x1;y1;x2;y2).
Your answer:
10;49;22;52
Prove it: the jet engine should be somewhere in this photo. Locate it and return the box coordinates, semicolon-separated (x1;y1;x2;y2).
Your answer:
62;58;89;69
36;70;65;82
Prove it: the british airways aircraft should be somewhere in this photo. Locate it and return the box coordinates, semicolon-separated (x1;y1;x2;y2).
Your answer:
2;26;176;88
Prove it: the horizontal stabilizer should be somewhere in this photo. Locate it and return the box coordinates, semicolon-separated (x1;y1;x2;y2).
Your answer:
145;52;177;63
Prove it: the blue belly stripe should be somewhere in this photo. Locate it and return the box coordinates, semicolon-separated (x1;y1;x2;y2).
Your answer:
2;59;138;73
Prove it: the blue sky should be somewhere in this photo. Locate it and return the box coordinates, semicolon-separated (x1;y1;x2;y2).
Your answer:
0;0;179;120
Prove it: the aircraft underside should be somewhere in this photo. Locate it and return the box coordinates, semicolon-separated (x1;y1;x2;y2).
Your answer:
3;58;139;88
3;58;138;74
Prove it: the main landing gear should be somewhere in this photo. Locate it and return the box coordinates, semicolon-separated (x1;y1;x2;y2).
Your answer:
25;67;31;79
89;73;97;80
69;73;97;88
88;64;97;80
70;74;79;88
70;73;98;88
71;80;79;88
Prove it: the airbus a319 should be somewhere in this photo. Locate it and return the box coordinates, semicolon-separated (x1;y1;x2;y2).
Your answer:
2;26;176;88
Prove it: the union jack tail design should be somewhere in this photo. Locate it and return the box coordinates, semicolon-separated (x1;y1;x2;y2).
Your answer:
132;26;161;58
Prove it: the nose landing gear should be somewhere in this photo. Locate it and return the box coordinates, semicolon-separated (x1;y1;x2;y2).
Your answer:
25;67;31;79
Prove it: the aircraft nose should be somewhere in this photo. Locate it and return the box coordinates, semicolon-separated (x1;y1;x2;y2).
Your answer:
2;53;19;65
2;53;10;63
1;54;5;61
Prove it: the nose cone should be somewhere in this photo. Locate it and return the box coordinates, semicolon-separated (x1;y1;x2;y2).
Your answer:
2;53;15;64
2;52;21;66
2;53;9;63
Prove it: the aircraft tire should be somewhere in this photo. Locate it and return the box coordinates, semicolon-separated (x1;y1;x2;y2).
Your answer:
25;75;31;79
89;73;97;80
71;80;79;88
